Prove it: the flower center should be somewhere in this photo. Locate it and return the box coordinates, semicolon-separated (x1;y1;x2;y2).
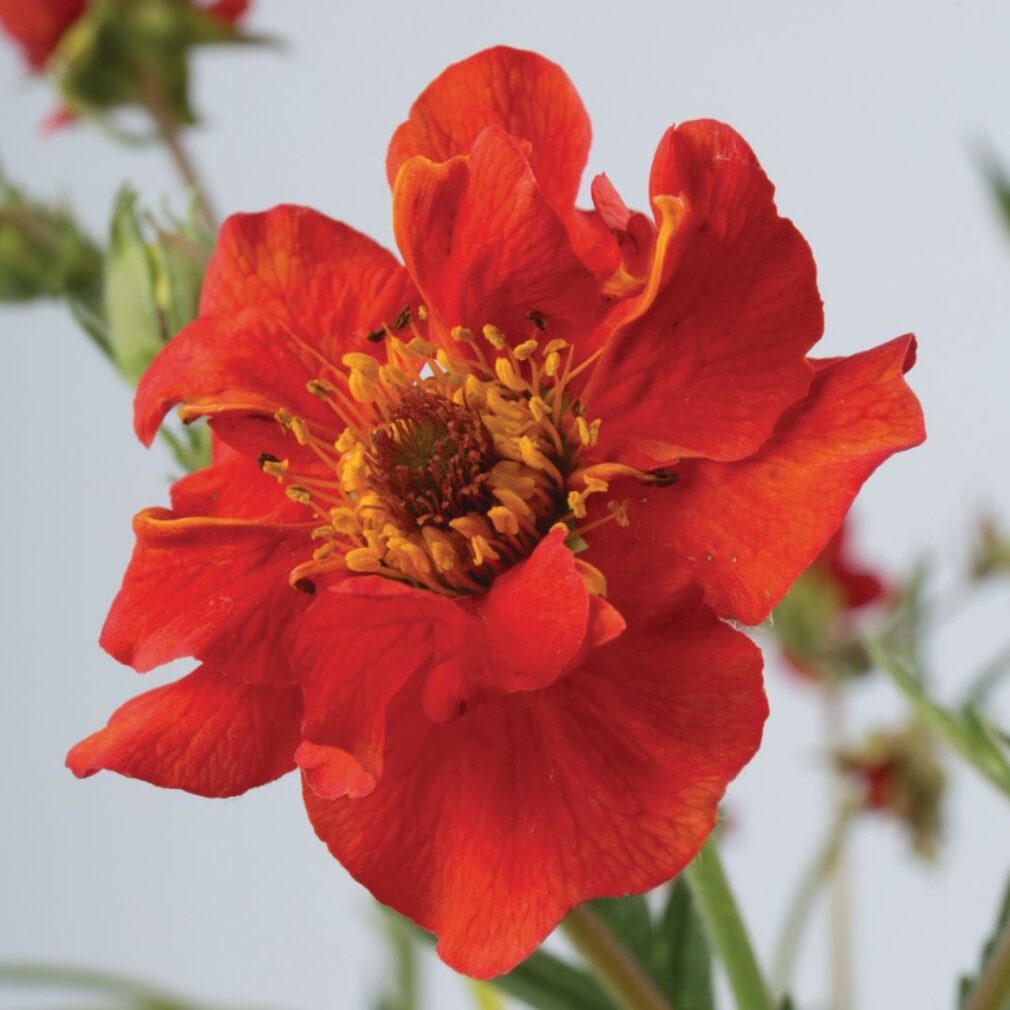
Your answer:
366;387;496;529
259;309;665;597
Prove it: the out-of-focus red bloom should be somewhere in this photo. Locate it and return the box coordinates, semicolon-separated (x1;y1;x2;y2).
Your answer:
67;47;924;977
816;521;887;612
0;0;246;70
774;517;890;681
0;0;84;69
837;726;945;857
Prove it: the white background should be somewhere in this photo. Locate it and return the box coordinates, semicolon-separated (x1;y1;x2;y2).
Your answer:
2;2;1010;1008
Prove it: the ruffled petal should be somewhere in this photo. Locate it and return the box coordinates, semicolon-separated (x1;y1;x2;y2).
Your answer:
137;206;418;454
134;311;348;453
294;578;439;800
587;120;823;467
386;46;591;211
201;205;417;360
303;599;765;978
589;335;924;626
67;665;302;797
101;507;314;684
393;125;604;347
293;531;606;799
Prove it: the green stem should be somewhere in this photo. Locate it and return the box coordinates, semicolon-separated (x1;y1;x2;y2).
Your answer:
771;807;854;995
684;840;775;1010
561;904;673;1010
965;914;1010;1010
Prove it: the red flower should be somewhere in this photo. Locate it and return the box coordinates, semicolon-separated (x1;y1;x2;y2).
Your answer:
774;517;890;681
0;0;84;69
0;0;248;71
815;520;887;612
67;47;924;977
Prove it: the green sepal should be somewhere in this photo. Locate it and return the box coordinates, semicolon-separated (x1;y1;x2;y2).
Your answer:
103;186;209;387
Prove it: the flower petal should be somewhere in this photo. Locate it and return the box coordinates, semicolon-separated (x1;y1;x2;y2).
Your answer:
386;46;591;211
294;578;439;800
101;507;314;684
134;311;346;451
0;0;83;69
393;125;604;347
422;529;597;722
67;665;302;797
303;600;765;978
590;335;924;626
293;531;603;799
588;120;823;466
201;205;417;358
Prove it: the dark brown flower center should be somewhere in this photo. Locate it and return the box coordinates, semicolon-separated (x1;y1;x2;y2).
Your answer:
366;387;497;529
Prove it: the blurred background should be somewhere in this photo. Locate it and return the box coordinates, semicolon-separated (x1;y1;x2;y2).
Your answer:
2;1;1010;1007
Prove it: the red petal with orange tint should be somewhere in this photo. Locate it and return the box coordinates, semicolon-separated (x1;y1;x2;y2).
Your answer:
588;120;822;466
293;532;602;798
201;206;416;361
590;335;924;626
101;507;314;684
294;578;438;800
393;125;603;346
67;665;302;797
387;46;591;211
134;311;346;451
303;601;765;979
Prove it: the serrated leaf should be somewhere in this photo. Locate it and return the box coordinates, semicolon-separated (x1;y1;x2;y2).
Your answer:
655;879;714;1010
958;875;1010;1009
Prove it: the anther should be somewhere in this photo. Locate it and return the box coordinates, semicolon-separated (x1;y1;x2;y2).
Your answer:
482;324;507;349
286;486;313;505
293;578;316;594
513;339;538;361
451;325;475;343
366;328;386;343
392;306;411;330
525;310;548;330
257;452;280;469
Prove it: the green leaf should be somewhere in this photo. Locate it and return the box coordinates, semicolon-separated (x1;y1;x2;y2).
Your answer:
655;879;715;1010
958;875;1010;1009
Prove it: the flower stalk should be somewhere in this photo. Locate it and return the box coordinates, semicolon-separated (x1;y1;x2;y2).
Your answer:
965;914;1010;1010
561;904;673;1010
684;840;775;1010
